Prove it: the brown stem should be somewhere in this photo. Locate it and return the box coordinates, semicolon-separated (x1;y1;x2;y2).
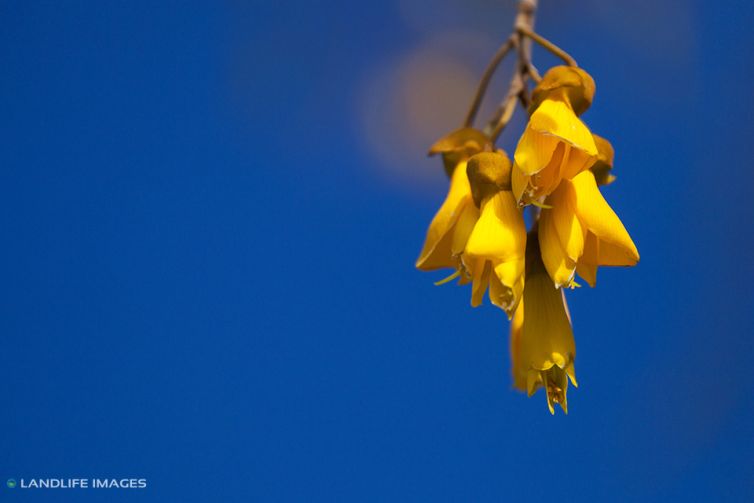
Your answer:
519;40;542;82
514;0;537;61
518;27;578;67
463;36;515;127
485;0;538;142
488;90;520;142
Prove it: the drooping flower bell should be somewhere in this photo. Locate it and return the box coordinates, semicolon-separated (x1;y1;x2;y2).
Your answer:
462;151;526;317
512;66;599;205
416;128;491;274
538;169;639;288
510;235;577;414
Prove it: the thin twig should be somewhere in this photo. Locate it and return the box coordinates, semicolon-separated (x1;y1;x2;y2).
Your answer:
518;78;532;109
523;60;542;82
518;40;542;82
463;36;515;127
485;0;537;142
489;89;520;142
517;27;578;67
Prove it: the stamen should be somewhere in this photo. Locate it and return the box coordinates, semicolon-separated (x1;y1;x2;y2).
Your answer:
530;199;553;209
547;383;563;402
434;270;461;286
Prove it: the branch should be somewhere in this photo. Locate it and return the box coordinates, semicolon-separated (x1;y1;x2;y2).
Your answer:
484;0;537;141
463;36;515;128
517;27;578;67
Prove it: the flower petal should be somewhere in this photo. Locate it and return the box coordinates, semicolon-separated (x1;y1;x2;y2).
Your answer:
548;180;585;262
490;258;525;316
538;211;576;287
465;192;526;262
488;269;508;311
519;269;575;373
575;231;599;287
529;142;566;198
561;143;596;181
511;163;530;203
510;302;527;391
450;202;479;257
572;171;639;264
528;98;598;155
494;258;525;292
470;259;491;307
598;239;640;266
416;162;472;270
513;126;560;176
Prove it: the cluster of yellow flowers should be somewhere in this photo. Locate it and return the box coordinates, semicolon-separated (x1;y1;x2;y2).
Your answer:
416;66;638;414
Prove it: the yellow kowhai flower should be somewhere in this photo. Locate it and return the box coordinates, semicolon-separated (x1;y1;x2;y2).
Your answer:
416;128;489;275
512;66;598;205
462;151;526;317
538;169;639;288
510;236;577;414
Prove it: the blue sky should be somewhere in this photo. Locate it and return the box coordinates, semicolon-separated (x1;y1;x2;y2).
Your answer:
1;1;753;501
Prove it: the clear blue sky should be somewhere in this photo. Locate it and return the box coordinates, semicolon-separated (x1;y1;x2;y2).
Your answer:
1;1;752;501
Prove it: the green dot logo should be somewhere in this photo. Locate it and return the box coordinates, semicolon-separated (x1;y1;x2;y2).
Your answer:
6;479;17;489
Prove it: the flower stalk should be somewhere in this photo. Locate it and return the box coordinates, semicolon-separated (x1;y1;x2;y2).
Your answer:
517;27;578;68
462;36;515;128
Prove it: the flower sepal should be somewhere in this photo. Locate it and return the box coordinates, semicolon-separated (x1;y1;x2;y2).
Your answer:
590;134;616;186
530;65;596;116
429;127;492;177
466;150;512;207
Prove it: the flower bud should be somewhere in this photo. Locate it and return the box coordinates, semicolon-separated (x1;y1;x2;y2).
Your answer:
530;66;596;116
